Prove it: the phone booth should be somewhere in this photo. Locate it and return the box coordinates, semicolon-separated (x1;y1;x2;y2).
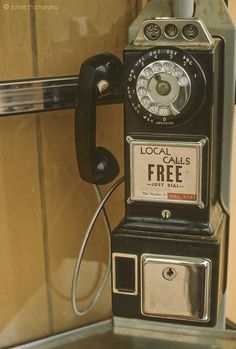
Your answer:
2;0;236;348
75;0;234;329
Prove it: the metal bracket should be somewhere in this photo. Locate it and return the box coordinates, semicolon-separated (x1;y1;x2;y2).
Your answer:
0;76;123;116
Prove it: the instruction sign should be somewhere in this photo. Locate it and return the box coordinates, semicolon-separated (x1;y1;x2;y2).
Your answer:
129;139;205;205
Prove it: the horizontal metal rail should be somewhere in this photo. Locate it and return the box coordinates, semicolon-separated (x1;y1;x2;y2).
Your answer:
0;76;123;116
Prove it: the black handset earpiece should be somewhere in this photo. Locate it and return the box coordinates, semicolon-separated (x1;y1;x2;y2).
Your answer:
75;53;123;185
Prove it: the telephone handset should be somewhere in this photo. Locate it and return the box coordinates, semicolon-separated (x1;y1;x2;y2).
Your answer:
75;53;122;185
72;53;124;317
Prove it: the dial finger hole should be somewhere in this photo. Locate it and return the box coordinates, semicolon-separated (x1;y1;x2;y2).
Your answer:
159;105;170;116
149;103;159;114
178;75;190;87
137;76;148;87
163;62;174;73
141;96;151;107
172;66;183;78
144;67;154;78
152;62;163;72
137;87;147;96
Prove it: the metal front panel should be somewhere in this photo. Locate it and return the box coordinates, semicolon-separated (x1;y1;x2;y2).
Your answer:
128;138;206;206
133;18;213;48
141;254;212;322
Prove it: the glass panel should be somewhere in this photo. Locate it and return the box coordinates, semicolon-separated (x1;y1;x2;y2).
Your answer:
0;0;236;347
0;0;137;346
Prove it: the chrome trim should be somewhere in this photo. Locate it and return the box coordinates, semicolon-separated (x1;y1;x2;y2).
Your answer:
133;18;214;48
140;254;212;322
113;316;236;340
0;76;78;115
112;253;138;296
0;76;123;116
9;320;112;349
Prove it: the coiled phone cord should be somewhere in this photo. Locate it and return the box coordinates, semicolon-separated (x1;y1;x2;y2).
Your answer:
71;176;124;316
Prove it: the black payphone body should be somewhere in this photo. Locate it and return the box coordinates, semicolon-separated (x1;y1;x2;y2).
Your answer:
75;1;235;329
111;19;227;327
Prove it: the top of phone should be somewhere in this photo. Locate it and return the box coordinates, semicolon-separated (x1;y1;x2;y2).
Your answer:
132;18;214;49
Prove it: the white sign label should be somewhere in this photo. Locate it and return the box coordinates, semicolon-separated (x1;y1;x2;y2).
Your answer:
129;140;204;205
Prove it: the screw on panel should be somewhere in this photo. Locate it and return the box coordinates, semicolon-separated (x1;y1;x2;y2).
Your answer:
97;80;109;93
200;139;207;146
126;136;133;143
161;209;171;219
162;267;177;281
198;203;205;209
127;197;132;205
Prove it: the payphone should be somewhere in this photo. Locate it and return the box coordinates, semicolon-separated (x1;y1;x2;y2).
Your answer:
74;0;235;328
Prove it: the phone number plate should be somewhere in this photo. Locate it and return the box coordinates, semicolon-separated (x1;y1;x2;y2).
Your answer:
129;139;205;206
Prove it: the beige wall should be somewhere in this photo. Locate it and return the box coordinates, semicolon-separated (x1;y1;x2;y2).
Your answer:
0;0;50;346
0;0;137;347
0;1;236;347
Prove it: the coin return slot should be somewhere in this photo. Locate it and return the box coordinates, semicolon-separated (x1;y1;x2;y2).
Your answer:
112;254;138;295
141;254;212;322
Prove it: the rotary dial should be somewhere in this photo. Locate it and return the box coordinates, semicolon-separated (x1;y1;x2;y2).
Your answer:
136;60;191;117
126;47;206;127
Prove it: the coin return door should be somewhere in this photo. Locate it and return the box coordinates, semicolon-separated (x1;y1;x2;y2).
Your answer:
141;255;211;322
112;253;212;323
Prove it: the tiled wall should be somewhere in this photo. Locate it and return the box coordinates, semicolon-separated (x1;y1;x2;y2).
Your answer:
0;0;235;347
0;0;138;347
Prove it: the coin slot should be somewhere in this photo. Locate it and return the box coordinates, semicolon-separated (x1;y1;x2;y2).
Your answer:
164;24;178;39
144;23;161;41
182;24;199;40
113;254;138;295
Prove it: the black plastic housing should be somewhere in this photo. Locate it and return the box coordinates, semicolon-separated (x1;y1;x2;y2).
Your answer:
123;40;224;234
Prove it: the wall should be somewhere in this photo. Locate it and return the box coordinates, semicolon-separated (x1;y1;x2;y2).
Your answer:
0;1;235;348
0;0;138;347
